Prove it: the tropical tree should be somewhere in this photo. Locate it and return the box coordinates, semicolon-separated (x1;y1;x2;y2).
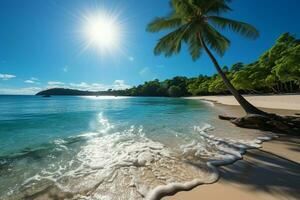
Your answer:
147;0;266;115
168;85;183;97
187;75;211;95
230;62;244;73
274;44;300;90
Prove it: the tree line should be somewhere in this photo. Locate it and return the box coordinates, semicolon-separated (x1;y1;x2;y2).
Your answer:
115;33;300;97
38;33;300;97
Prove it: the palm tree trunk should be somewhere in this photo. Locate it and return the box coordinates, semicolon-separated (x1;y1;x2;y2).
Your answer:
289;81;293;93
198;35;266;115
276;82;280;93
270;86;277;94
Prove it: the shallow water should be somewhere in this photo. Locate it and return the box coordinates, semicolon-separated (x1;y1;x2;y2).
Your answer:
0;95;273;199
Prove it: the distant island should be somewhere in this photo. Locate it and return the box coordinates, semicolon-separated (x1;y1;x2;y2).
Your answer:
36;88;123;96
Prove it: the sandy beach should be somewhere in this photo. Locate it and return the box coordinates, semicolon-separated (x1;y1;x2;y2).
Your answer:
165;96;300;200
164;137;300;200
185;94;300;111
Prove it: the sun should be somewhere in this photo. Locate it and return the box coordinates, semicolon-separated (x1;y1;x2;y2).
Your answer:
82;11;123;53
84;14;119;49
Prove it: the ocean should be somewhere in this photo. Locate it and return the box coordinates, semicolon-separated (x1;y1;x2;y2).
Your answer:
0;95;273;199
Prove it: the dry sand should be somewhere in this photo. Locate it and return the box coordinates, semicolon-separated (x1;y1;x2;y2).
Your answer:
185;94;300;111
164;138;300;200
164;99;300;200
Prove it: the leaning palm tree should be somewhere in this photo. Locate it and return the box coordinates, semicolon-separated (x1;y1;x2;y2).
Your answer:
147;0;266;115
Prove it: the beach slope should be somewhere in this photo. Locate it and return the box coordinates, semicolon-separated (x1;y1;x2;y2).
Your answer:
165;97;300;200
185;94;300;111
164;136;300;200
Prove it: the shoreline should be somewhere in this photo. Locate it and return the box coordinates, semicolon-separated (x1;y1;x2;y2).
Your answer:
163;101;300;200
184;94;300;111
148;134;274;200
164;137;300;200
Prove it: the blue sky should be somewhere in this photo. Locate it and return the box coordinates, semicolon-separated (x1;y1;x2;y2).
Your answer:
1;0;300;94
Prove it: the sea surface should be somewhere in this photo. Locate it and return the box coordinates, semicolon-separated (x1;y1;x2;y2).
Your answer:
0;95;273;199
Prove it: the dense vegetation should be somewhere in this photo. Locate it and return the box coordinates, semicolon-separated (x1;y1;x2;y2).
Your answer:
37;88;101;96
147;0;266;115
37;33;300;97
36;88;131;96
121;33;300;97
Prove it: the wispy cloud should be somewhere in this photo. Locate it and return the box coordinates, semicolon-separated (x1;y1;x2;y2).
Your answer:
69;80;130;91
69;82;107;91
31;77;39;81
24;80;35;84
0;80;131;95
48;81;64;85
139;67;150;76
0;87;41;95
0;73;16;80
24;77;39;84
113;80;130;90
63;65;68;72
128;56;134;61
139;67;158;80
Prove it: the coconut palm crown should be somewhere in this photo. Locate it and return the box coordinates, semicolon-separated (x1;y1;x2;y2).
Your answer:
147;0;266;115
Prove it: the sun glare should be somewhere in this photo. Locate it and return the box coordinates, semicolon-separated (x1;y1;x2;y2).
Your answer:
85;14;119;49
81;10;124;55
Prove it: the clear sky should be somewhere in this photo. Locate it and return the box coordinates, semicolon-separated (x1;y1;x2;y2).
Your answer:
1;0;300;94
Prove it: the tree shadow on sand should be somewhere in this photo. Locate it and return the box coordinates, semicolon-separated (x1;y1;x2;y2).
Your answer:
218;149;300;199
278;136;300;154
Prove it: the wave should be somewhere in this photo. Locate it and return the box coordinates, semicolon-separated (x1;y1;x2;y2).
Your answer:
144;124;276;200
0;114;276;200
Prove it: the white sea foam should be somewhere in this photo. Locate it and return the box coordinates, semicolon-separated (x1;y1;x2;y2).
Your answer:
145;179;203;200
145;124;276;200
200;100;215;107
13;115;276;200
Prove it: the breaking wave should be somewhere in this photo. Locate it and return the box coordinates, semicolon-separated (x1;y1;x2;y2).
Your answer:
0;113;275;200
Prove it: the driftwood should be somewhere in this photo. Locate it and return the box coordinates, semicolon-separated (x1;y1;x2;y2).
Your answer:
219;114;300;135
218;115;236;120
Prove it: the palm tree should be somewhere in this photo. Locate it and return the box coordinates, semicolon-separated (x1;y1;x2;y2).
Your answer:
147;0;266;115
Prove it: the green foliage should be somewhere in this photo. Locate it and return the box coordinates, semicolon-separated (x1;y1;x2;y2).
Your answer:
208;75;227;93
168;86;182;97
39;33;300;97
124;33;300;96
231;66;255;91
187;75;211;95
230;33;300;93
147;0;259;60
230;62;244;73
274;42;300;84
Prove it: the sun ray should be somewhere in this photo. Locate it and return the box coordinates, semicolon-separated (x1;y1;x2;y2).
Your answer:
78;8;127;60
83;12;120;50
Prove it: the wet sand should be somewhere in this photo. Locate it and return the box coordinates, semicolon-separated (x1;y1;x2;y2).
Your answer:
164;138;300;200
164;102;300;200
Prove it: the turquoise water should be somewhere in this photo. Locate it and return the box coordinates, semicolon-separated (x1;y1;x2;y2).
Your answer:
0;96;214;155
0;95;270;199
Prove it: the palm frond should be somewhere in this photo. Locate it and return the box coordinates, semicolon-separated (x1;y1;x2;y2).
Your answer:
202;24;230;56
205;0;232;14
147;17;183;32
170;0;196;17
209;16;259;39
148;0;259;61
187;33;203;61
154;24;191;57
191;0;232;14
